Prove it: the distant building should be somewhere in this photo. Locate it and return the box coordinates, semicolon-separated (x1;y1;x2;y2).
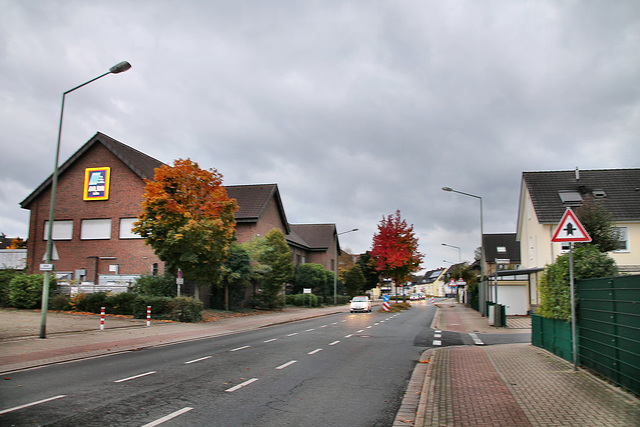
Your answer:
20;132;342;296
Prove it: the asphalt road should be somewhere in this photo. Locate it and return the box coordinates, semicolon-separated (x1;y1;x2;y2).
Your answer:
0;301;507;426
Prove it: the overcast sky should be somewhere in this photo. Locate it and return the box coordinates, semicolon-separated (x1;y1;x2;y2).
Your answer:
1;1;639;271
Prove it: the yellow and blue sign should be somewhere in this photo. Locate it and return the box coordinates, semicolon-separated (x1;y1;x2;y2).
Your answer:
83;167;111;201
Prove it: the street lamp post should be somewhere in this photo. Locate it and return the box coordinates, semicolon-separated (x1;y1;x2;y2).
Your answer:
441;243;461;263
40;61;132;339
334;228;358;305
442;187;486;312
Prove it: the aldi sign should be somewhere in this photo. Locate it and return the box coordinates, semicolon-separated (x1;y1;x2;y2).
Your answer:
83;167;111;201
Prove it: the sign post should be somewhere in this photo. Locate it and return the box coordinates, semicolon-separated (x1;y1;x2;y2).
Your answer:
551;208;591;371
382;294;390;312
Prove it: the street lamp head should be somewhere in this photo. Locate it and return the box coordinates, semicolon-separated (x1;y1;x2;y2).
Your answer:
109;61;132;74
442;187;453;192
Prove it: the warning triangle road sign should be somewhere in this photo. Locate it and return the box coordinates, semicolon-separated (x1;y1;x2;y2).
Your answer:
551;208;592;243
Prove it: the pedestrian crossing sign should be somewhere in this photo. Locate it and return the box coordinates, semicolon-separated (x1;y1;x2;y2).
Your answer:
551;208;592;243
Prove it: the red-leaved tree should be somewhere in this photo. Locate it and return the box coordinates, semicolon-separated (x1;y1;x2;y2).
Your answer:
370;210;423;290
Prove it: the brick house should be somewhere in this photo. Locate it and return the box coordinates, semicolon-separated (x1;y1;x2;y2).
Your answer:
20;132;340;293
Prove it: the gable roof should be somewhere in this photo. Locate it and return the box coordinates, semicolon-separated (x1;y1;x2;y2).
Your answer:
522;168;640;224
289;224;336;252
20;132;165;209
225;184;290;234
483;233;521;262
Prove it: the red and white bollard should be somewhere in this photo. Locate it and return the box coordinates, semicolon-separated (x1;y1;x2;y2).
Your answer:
146;306;151;327
100;307;105;331
431;297;435;305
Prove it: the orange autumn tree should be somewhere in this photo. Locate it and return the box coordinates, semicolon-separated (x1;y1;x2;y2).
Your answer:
133;159;238;299
370;210;423;293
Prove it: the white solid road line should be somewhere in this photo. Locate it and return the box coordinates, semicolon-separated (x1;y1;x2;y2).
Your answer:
225;378;259;392
0;395;66;415
114;371;156;383
184;356;212;364
141;407;194;427
275;360;298;370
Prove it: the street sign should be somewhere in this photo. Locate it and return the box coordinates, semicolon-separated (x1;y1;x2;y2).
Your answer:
39;263;54;271
551;208;592;243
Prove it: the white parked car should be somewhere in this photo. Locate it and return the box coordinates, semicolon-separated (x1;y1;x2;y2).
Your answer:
350;296;372;313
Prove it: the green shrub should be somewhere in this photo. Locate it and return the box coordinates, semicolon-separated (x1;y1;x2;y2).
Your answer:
0;269;21;307
9;274;57;309
538;245;618;321
132;274;175;297
133;295;173;319
169;297;203;322
109;292;139;315
286;293;319;307
74;292;110;313
50;293;72;311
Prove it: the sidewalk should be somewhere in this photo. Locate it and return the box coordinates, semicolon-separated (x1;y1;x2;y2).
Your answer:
0;306;349;374
397;300;640;427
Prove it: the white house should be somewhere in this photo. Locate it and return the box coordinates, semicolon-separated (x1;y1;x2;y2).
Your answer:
515;168;640;310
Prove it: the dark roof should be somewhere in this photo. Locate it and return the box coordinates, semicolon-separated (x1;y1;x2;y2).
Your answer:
523;168;640;223
20;132;165;208
0;235;14;249
225;184;290;233
421;268;445;284
483;233;521;263
289;224;336;251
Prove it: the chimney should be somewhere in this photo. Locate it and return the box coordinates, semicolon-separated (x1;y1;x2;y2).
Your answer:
575;166;580;181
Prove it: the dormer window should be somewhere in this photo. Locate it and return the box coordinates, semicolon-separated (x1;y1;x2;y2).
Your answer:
592;189;607;198
558;190;582;205
497;246;507;253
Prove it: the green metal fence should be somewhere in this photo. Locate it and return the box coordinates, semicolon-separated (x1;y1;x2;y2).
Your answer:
531;314;573;363
577;275;640;396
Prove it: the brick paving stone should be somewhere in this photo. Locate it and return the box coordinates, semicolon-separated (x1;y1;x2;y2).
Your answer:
485;343;640;427
449;346;531;426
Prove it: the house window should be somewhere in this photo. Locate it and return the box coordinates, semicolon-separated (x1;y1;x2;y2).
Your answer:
152;263;158;276
43;220;73;240
81;219;112;240
614;227;629;252
497;246;507;253
119;218;142;239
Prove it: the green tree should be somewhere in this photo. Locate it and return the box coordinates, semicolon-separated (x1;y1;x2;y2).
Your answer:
575;196;620;253
133;158;238;301
242;229;294;309
538;245;618;321
343;264;366;297
357;252;380;291
220;243;252;310
294;263;329;295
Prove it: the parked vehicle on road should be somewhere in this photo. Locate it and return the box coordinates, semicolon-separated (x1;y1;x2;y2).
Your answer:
350;296;372;313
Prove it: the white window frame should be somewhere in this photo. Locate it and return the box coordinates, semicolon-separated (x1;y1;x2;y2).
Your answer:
119;218;142;239
81;219;112;240
43;220;73;240
613;227;629;253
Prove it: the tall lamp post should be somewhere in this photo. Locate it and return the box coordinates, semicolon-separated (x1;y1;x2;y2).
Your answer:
40;61;132;339
442;187;485;312
334;228;358;305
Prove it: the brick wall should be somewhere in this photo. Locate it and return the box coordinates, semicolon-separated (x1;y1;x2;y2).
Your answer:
25;143;163;279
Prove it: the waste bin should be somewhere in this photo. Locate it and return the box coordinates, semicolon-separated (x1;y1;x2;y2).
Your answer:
487;303;496;326
493;304;505;327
